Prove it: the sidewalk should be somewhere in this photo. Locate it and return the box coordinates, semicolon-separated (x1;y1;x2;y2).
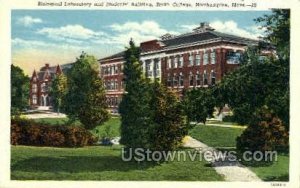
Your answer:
183;136;261;182
22;111;67;119
191;122;247;129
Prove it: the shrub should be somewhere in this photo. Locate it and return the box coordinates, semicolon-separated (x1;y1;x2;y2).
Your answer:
11;118;97;147
236;110;289;153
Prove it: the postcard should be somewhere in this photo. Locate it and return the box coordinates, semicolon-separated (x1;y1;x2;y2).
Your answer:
0;0;299;188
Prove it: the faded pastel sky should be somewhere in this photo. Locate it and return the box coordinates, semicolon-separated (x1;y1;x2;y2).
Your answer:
12;10;271;75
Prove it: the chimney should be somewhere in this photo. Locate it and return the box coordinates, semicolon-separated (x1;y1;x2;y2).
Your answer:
193;22;215;32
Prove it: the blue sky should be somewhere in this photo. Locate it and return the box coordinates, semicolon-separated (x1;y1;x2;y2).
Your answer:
12;10;271;75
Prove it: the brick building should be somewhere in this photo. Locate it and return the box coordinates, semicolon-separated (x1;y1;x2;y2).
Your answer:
99;22;258;113
29;63;73;110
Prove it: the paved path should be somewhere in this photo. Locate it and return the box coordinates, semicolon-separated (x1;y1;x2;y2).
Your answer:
23;111;67;119
191;122;247;129
183;136;261;182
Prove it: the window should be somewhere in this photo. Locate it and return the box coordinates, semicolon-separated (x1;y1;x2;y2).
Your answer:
107;81;111;90
146;61;152;77
178;56;183;67
211;71;216;85
115;65;119;74
32;95;37;105
174;57;178;68
167;74;172;87
203;53;208;65
179;72;184;86
171;57;175;68
32;84;37;93
41;83;47;92
203;70;208;85
189;54;194;66
226;51;241;64
195;54;201;65
154;60;160;78
210;51;216;64
196;71;201;86
173;73;178;87
189;72;194;86
115;79;119;90
167;58;172;69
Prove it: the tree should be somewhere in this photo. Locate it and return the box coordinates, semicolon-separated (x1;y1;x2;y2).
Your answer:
256;9;290;127
64;52;109;130
149;82;187;151
119;40;153;149
49;73;67;113
183;88;215;125
11;64;30;115
214;10;290;128
120;40;188;153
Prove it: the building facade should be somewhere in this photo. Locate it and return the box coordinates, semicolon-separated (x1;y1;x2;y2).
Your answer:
29;64;61;110
99;22;258;113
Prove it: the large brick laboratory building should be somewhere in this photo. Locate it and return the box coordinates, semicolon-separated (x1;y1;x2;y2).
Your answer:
99;22;258;113
30;22;258;111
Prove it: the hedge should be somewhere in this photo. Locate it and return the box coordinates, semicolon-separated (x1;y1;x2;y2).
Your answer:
11;118;97;147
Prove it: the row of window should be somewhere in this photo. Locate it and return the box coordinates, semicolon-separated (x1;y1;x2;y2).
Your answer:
167;71;216;87
104;80;124;90
106;97;121;107
31;83;49;93
145;60;160;78
167;52;216;69
102;64;123;76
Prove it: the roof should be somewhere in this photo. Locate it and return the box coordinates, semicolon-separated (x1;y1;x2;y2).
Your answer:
99;23;258;61
160;30;257;50
100;51;125;61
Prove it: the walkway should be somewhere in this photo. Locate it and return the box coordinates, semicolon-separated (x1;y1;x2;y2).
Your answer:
22;111;66;119
183;136;261;182
190;122;247;129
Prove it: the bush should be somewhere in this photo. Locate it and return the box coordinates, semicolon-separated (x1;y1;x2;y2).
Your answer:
11;118;97;147
236;111;289;153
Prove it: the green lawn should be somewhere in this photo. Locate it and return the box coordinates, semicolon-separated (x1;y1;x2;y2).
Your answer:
33;117;73;125
33;117;121;138
189;125;244;148
249;153;289;181
189;124;289;181
11;145;223;181
18;117;289;181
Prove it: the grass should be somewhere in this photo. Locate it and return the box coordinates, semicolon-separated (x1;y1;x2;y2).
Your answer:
189;125;244;148
91;117;121;138
32;116;121;138
17;117;289;181
189;124;289;181
248;153;289;181
33;117;73;125
11;145;224;181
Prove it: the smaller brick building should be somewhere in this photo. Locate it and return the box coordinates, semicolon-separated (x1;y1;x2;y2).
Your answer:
29;63;73;110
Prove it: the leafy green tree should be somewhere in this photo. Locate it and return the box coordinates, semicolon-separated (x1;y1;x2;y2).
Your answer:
183;87;215;125
149;82;187;151
64;52;109;130
119;40;153;149
256;9;290;127
11;64;30;115
215;10;290;128
49;73;67;113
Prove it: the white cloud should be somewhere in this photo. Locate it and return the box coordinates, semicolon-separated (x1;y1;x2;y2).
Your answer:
37;24;105;42
210;20;262;39
110;20;172;36
105;20;179;46
12;37;82;51
179;24;198;32
17;16;43;27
